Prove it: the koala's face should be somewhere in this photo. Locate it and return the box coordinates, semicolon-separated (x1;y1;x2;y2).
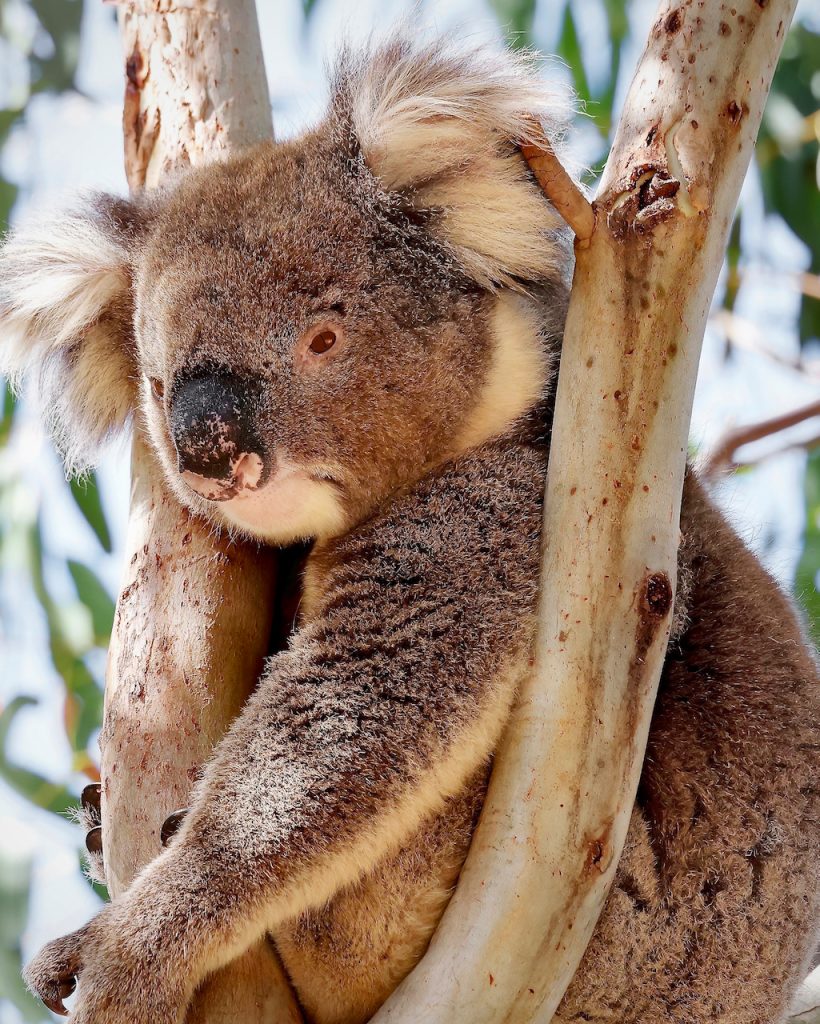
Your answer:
0;38;568;545
133;141;488;543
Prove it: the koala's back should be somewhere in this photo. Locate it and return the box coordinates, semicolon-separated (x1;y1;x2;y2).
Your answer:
560;476;819;1023
274;459;818;1024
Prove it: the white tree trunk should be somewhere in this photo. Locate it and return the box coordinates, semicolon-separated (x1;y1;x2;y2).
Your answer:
372;2;797;1022
105;3;302;1021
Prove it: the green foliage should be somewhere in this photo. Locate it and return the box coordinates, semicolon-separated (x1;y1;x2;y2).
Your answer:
557;0;628;158
0;9;111;1012
558;5;591;110
488;0;537;47
796;449;820;645
69;475;113;553
0;840;48;1021
723;211;742;315
0;698;77;815
759;23;820;346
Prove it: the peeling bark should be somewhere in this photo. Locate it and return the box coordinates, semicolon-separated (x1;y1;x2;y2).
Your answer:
372;2;797;1022
107;3;302;1021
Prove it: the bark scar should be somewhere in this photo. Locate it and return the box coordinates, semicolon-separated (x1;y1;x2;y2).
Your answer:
664;120;697;217
605;116;700;236
124;46;161;191
584;820;614;875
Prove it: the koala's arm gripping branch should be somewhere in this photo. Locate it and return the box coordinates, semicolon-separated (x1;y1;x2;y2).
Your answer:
71;444;545;1021
372;3;797;1023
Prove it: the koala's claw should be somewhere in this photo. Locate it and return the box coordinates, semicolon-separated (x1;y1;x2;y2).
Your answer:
80;783;101;822
43;976;76;1017
85;825;103;857
79;783;105;874
160;807;189;847
24;930;85;1017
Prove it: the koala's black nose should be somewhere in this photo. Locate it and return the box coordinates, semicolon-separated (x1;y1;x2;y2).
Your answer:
169;368;267;500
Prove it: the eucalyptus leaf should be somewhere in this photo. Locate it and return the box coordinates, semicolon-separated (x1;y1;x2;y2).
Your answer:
488;0;537;48
557;5;591;108
758;23;820;346
68;559;116;646
0;698;76;816
69;473;112;553
795;450;820;645
0;378;15;446
0;806;52;1019
28;0;83;94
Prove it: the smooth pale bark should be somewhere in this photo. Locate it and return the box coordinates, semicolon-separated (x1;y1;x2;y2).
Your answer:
373;2;797;1022
791;967;820;1023
106;3;302;1021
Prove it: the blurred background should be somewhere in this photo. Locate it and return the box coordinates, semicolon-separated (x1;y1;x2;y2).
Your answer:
0;0;817;1020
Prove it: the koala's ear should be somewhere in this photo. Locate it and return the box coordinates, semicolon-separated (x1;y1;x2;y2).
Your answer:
0;194;146;473
335;37;573;290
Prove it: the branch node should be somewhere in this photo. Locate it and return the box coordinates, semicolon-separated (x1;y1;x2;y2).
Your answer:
520;127;596;243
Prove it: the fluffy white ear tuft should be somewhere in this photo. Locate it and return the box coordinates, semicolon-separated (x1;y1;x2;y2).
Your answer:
0;197;138;473
335;36;574;290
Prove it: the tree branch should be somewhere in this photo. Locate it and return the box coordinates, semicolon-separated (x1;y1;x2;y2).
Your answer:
106;3;303;1021
703;397;820;478
521;128;595;243
373;3;797;1022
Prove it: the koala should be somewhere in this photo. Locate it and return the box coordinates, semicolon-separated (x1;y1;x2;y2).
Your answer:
1;36;817;1024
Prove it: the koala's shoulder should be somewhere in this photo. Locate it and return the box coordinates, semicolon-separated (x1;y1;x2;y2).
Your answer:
301;440;547;623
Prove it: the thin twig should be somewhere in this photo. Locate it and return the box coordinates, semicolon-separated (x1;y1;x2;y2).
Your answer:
521;126;596;244
703;398;820;478
726;266;820;301
731;432;820;472
711;309;820;378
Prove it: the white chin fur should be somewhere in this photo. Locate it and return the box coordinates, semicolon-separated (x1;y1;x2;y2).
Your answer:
217;464;348;545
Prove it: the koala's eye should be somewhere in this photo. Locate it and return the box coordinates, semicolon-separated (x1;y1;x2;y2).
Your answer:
309;330;337;355
296;322;345;370
149;377;165;401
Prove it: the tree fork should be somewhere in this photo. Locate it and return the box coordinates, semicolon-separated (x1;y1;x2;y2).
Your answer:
105;2;302;1021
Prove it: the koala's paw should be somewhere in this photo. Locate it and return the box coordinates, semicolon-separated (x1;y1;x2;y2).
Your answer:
78;784;104;883
23;928;86;1016
24;909;183;1024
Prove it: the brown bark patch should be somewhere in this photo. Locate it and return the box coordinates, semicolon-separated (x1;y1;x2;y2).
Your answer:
726;100;744;124
584;821;613;874
643;572;673;618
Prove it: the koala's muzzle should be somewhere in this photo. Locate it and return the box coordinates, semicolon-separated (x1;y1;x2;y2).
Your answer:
169;368;267;501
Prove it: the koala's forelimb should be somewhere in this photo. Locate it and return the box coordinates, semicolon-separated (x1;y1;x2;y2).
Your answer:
162;442;542;981
25;439;545;1023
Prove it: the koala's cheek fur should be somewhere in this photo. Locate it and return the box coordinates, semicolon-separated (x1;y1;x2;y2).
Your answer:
218;465;349;544
453;292;553;455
